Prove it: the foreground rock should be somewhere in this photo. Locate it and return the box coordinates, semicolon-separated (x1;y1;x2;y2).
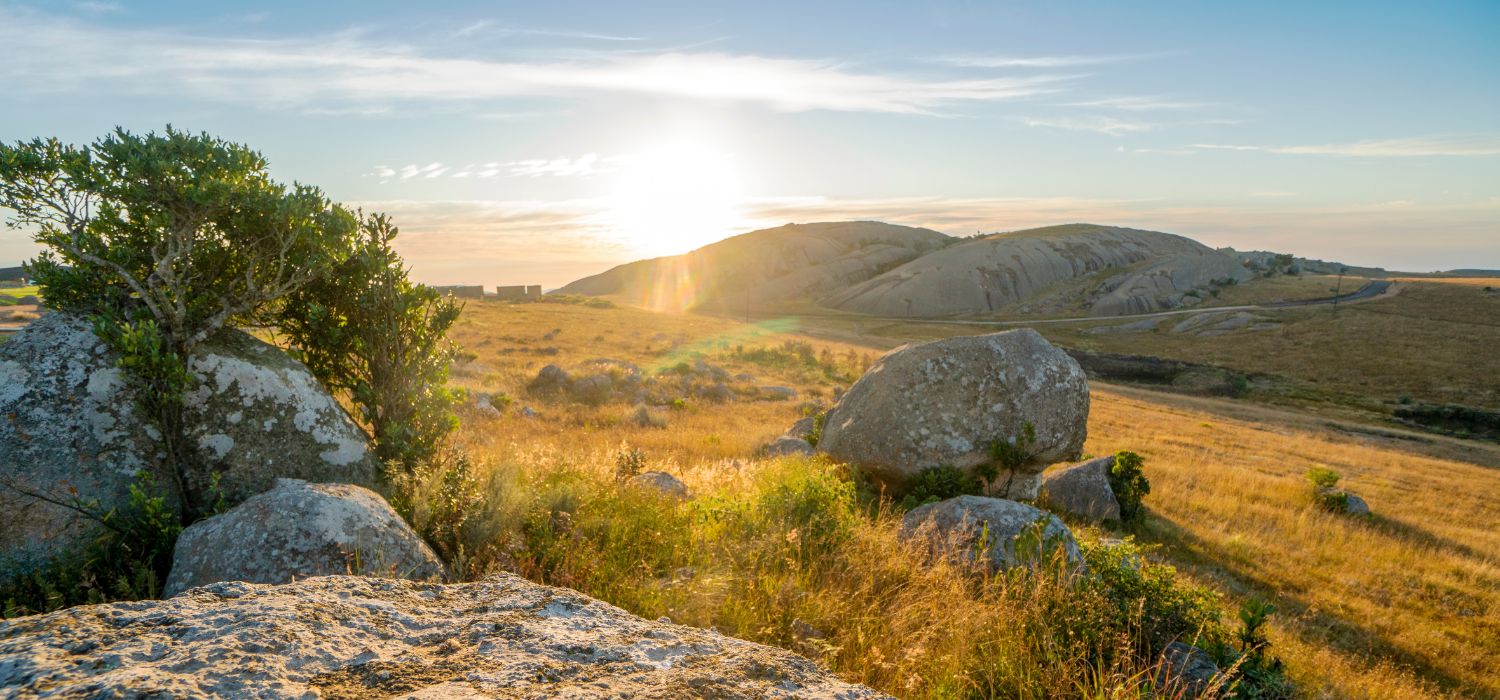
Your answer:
817;329;1088;499
0;313;376;575
901;495;1083;572
1157;642;1224;696
1040;456;1121;522
626;471;690;500
164;479;443;597
0;574;889;699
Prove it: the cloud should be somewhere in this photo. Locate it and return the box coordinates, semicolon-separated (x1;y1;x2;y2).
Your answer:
368;154;619;183
1059;96;1208;111
1190;136;1500;157
932;53;1162;68
1022;116;1161;135
74;1;122;14
0;9;1077;115
453;19;641;42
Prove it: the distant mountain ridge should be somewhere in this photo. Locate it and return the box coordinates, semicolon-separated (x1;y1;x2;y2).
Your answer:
554;221;952;312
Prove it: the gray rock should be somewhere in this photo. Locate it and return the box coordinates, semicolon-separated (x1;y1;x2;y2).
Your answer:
164;479;443;597
765;435;817;457
626;471;690;499
1158;642;1223;696
1344;492;1371;516
628;404;667;428
786;416;818;440
698;382;735;402
0;574;890;699
0;313;376;576
761;385;798;400
1041;456;1121;522
900;495;1083;572
475;394;502;417
817;329;1089;499
569;373;614;404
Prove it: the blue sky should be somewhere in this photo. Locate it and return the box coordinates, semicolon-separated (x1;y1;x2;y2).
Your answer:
2;0;1497;285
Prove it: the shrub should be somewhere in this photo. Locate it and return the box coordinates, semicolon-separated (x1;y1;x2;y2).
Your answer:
278;213;463;473
1306;467;1349;511
898;465;980;510
1305;466;1340;490
804;410;828;447
614;445;647;481
984;421;1036;486
1109;450;1152;523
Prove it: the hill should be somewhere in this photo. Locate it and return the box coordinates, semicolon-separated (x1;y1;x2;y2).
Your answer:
821;224;1253;317
553;221;952;312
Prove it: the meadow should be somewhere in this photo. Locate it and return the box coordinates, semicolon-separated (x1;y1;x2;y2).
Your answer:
422;298;1500;699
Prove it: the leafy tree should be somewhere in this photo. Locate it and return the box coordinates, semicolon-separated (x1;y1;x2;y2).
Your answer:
277;214;462;472
0;127;358;514
1109;450;1151;523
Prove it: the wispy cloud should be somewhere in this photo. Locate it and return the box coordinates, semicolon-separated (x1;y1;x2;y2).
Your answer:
1059;96;1209;111
932;53;1163;68
74;1;122;14
368;154;620;183
0;9;1076;115
1189;136;1500;157
1026;115;1240;136
453;19;641;42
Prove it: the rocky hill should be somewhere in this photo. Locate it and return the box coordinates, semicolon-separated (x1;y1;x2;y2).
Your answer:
554;221;952;312
821;224;1253;317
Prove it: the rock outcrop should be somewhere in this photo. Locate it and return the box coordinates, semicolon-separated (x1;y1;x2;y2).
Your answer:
164;479;443;597
555;221;952;312
816;329;1088;498
0;313;376;575
0;574;889;699
900;495;1083;572
819;224;1252;318
1041;456;1121;522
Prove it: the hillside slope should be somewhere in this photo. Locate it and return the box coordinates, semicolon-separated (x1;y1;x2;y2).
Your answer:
554;221;951;311
821;224;1252;318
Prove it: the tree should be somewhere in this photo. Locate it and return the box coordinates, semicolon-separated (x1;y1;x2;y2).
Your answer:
278;214;463;473
0;127;358;514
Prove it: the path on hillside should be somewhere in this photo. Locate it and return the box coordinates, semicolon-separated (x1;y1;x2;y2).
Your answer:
852;279;1394;328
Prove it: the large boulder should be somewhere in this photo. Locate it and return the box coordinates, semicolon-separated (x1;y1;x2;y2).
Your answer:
817;329;1088;499
164;479;443;597
1040;456;1121;522
0;574;890;699
901;495;1083;572
0;313;376;575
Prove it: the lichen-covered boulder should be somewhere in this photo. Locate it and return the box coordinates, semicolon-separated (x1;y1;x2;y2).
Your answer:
817;329;1088;499
766;435;817;457
164;479;443;597
0;574;890;698
1157;642;1224;696
1041;456;1121;522
900;495;1083;572
0;313;376;575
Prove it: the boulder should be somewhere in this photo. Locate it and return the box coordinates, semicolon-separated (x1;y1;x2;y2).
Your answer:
817;329;1088;499
1157;642;1223;696
626;471;690;499
786;416;818;440
164;479;443;596
0;574;890;699
761;385;798;401
900;495;1083;572
628;404;667;428
0;313;376;576
765;435;817;457
1041;456;1121;522
528;363;571;394
1344;492;1371;516
569;373;614;404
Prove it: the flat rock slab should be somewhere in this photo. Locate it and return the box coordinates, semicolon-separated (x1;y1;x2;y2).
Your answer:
0;574;889;699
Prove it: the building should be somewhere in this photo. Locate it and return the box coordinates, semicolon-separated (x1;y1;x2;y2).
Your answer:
432;285;485;299
495;285;543;301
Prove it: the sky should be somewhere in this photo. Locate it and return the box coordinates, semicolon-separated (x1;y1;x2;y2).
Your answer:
1;0;1497;286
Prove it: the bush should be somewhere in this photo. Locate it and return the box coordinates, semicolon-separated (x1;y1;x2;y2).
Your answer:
1306;467;1349;511
1305;466;1340;490
278;213;463;473
898;465;980;510
1109;450;1152;523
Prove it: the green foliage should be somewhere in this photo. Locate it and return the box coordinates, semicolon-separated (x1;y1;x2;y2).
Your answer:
1;472;182;618
1305;466;1341;490
805;410;828;448
730;340;872;383
898;465;980;510
614;444;648;481
387;453;486;573
1109;450;1152;523
1079;538;1222;653
983;422;1036;485
278;213;462;473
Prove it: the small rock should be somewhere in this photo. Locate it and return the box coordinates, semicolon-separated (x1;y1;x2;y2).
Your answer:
528;364;571;394
1157;642;1223;696
765;436;816;457
901;495;1083;572
164;479;444;597
1344;492;1371;516
1040;456;1121;522
475;394;502;417
760;386;798;401
627;471;690;499
785;416;817;440
629;404;667;429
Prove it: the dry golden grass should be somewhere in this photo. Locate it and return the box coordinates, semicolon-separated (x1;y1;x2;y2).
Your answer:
444;300;1500;698
1205;274;1368;307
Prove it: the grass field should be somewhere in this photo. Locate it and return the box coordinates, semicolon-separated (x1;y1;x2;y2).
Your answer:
435;299;1500;698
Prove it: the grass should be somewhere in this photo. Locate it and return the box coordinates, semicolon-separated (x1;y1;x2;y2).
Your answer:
0;285;39;302
425;299;1498;698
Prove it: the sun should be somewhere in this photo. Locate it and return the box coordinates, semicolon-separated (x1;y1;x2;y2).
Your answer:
606;142;747;257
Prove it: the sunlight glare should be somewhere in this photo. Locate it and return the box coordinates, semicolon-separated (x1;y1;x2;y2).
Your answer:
607;142;747;257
